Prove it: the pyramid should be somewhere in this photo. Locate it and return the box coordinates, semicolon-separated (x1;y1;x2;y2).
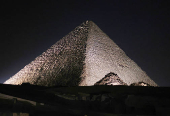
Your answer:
4;21;157;86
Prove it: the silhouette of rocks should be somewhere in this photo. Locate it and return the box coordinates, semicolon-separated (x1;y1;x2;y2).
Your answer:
130;82;151;86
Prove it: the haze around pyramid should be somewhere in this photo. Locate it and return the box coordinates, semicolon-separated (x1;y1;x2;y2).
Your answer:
4;21;157;86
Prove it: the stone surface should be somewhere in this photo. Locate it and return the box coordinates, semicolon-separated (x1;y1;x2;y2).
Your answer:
4;21;157;86
94;72;128;86
130;82;151;86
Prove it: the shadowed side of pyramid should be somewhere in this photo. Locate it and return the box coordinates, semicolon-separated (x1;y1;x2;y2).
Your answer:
4;21;157;86
4;21;89;86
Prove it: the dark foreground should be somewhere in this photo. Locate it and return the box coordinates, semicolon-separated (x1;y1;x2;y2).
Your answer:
0;84;170;116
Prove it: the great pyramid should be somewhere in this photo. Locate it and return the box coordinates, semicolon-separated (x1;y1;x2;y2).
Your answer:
4;21;157;86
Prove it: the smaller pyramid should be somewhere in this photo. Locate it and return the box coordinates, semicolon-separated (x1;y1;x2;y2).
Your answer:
94;72;128;86
4;21;157;86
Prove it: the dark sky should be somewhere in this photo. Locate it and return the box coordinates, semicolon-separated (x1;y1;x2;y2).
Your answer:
0;0;170;86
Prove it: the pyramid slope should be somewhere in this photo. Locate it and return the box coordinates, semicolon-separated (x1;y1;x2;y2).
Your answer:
80;21;157;86
4;21;89;86
4;21;157;86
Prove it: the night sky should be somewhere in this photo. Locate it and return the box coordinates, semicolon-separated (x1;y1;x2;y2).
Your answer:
0;0;170;86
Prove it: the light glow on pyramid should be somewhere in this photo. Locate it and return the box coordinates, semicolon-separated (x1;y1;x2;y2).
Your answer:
4;21;157;87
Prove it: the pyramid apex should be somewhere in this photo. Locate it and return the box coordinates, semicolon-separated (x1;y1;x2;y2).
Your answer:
82;20;95;25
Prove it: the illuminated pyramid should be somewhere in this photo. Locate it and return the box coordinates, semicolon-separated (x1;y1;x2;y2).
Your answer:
4;21;157;86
